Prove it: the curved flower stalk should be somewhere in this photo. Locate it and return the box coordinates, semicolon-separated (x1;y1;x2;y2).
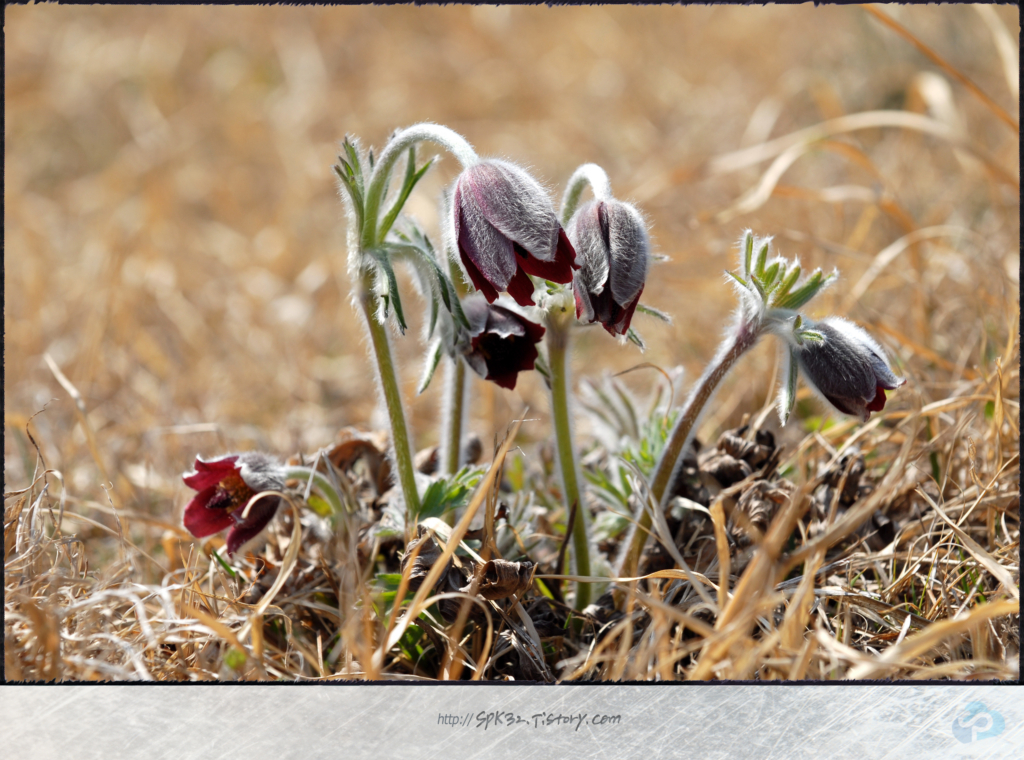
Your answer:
182;453;346;557
335;124;483;520
539;163;653;610
452;160;578;307
616;231;904;582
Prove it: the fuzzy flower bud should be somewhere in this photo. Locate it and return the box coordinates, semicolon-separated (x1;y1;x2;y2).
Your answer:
460;294;546;390
568;198;650;335
793;317;905;422
452;159;578;307
182;452;286;556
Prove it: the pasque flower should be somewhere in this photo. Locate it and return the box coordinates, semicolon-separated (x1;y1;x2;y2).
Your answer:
794;317;905;422
453;159;578;307
182;452;286;556
460;294;546;390
568;198;650;335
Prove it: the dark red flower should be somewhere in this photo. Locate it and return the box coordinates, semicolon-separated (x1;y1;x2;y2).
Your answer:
452;159;578;308
568;199;650;336
182;453;286;556
795;317;905;422
461;294;546;390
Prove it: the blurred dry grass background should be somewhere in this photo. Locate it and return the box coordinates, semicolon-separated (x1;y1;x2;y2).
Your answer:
4;4;1019;680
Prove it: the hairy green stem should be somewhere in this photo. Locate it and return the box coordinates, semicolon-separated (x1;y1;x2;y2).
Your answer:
359;268;422;520
616;321;763;581
546;312;591;610
284;466;347;517
442;356;467;476
362;124;478;248
559;163;612;225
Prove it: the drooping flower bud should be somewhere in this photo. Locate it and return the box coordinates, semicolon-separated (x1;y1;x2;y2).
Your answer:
568;198;650;336
182;452;286;556
452;160;578;307
793;317;905;422
459;294;546;390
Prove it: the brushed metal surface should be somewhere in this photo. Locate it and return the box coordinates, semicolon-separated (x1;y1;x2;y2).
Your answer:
1;684;1021;759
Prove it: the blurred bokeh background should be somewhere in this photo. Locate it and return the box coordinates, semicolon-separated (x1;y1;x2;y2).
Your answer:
5;5;1018;561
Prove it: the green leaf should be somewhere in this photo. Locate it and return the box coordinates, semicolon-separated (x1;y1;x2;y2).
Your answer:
307;494;333;518
774;269;824;310
225;647;247;671
796;329;824;344
379;150;436;242
212;549;238;579
762;261;781;291
626;327;646;351
775;263;801;302
417;339;444;395
780;346;799;424
753;241;769;278
749;271;767;303
635;303;672;324
725;269;748;288
333;164;364;231
742;231;754;278
365;249;407;334
533;353;551;383
343;139;365;197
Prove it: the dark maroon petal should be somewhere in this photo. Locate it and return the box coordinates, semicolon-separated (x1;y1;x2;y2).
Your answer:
473;332;539;390
505;264;538;307
823;393;864;419
183;487;236;538
513;229;578;284
459;244;501;303
520;314;546;344
603;284;644;336
183;455;239;491
589;286;615;328
225;494;280;556
865;385;888;413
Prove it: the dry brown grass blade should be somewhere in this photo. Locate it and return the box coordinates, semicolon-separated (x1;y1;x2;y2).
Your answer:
707;110;1017;187
539;568;719;591
847;599;1019;679
784;420;921;572
861;4;1018;132
780;548;826;653
236;493;303;645
374;412;526;671
974;5;1019;100
842;226;977;310
42;354;118;507
918;489;1019;601
709;499;731;610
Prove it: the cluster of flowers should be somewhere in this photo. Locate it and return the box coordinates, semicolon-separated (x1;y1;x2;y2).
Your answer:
451;157;650;389
180;123;904;563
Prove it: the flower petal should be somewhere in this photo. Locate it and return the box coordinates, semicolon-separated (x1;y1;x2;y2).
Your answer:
225;494;280;556
504;264;538;307
606;201;649;308
604;283;644;336
865;385;888;413
513;229;578;284
183;487;236;538
183;455;239;491
467;160;561;263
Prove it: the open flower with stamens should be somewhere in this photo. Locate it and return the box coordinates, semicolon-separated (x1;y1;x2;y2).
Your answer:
452;159;578;307
568;198;650;336
460;294;546;390
788;316;905;422
182;453;286;556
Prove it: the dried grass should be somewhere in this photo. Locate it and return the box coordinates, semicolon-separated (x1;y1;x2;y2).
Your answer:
5;4;1018;681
